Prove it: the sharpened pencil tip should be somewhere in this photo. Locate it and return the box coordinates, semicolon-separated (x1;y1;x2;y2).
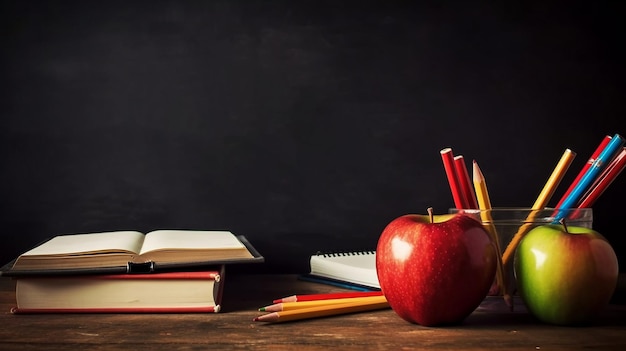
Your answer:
472;160;483;181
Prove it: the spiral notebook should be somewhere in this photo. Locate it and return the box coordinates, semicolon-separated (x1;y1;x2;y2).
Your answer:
303;251;380;290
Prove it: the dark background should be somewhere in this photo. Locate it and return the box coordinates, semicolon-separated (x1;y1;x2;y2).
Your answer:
1;0;625;274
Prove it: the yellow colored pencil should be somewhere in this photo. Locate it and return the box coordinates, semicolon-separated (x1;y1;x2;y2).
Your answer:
253;295;389;323
472;160;509;308
259;295;389;312
501;148;576;266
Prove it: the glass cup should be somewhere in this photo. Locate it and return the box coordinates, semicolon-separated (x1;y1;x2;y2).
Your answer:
449;207;593;297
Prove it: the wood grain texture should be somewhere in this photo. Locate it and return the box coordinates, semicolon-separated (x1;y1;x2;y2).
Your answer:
1;274;625;350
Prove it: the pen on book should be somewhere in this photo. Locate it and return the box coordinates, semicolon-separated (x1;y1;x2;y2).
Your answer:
253;295;389;323
577;147;626;209
441;148;469;209
553;135;612;209
260;295;388;312
555;134;625;221
273;291;384;304
472;160;509;309
455;155;479;209
502;148;576;266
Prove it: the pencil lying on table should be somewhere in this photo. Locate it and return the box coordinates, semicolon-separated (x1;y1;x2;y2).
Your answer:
260;295;387;312
272;291;383;303
254;295;389;323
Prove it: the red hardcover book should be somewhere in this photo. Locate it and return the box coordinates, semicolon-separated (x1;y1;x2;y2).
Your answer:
11;267;225;314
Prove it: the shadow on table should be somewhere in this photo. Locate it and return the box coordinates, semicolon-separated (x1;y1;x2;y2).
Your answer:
465;296;626;327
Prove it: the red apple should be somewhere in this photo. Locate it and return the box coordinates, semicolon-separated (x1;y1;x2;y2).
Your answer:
376;208;497;326
515;221;619;325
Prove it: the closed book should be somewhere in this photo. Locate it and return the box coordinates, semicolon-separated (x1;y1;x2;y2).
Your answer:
1;230;263;276
308;251;379;289
11;267;225;314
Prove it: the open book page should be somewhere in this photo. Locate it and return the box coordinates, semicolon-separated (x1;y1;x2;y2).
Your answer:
20;231;146;257
3;230;261;274
139;230;246;255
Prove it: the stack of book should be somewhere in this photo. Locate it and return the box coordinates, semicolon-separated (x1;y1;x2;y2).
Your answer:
0;230;263;313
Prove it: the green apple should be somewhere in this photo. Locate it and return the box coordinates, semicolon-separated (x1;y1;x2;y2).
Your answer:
515;222;619;325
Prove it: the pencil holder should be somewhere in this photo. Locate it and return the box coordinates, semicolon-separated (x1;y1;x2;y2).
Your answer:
449;207;593;296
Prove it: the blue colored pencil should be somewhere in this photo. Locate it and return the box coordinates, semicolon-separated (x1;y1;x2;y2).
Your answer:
555;133;625;221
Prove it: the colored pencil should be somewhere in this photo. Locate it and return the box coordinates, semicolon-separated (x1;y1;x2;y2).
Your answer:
502;148;576;266
260;295;388;312
441;148;468;209
553;135;612;209
555;134;624;221
455;155;478;209
273;291;384;304
577;147;626;208
253;295;389;323
472;160;509;309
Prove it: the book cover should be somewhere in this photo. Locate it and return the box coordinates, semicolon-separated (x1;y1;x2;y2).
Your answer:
10;266;226;314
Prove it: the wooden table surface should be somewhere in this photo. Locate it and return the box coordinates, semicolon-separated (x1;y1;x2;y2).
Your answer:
1;273;626;350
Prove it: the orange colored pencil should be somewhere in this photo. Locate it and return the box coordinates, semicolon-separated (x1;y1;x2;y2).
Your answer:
260;295;388;312
502;148;576;266
253;295;389;323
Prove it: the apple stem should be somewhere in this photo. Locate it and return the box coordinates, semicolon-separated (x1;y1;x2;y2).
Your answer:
559;218;569;233
427;207;434;223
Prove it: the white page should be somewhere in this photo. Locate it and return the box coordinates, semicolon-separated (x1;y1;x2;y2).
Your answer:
21;231;146;256
140;230;243;255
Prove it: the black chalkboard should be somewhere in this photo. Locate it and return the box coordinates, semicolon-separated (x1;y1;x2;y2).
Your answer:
1;0;625;273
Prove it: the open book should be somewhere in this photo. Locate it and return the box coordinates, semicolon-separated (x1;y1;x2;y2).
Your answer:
1;230;263;276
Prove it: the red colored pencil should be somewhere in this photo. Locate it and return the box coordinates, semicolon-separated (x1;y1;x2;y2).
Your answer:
272;291;383;304
577;147;626;208
554;135;612;209
454;155;478;209
441;148;468;209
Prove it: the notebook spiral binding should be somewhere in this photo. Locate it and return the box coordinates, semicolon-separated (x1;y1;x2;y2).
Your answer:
316;250;375;258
